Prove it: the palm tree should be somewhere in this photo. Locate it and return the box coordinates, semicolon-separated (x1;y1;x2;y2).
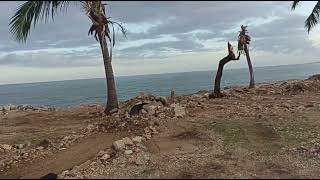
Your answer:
238;25;254;88
292;1;320;33
9;1;126;114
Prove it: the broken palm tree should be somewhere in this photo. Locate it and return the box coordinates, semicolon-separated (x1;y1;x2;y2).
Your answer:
209;42;240;98
238;25;255;88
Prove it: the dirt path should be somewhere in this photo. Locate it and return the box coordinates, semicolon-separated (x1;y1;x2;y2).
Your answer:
0;132;117;179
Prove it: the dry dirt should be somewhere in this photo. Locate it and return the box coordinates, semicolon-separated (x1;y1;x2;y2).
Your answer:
1;78;320;179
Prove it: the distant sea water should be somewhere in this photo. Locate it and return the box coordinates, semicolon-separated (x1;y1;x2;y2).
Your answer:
1;62;320;107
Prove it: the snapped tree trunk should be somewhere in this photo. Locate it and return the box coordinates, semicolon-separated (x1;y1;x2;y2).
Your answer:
244;44;255;88
209;43;240;98
97;32;119;114
213;57;231;95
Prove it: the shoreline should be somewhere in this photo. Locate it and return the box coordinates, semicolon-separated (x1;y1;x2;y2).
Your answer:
1;61;320;87
1;74;318;110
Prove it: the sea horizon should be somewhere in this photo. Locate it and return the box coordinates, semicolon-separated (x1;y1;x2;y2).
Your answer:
1;62;320;107
1;61;320;87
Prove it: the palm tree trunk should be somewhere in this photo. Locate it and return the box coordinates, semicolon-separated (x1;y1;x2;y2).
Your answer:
97;32;119;114
244;44;255;88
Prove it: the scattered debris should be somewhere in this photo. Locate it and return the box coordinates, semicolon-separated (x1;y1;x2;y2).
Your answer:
0;144;12;151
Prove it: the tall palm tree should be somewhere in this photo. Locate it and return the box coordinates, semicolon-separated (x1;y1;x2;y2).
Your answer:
238;25;254;88
9;1;126;114
292;1;320;33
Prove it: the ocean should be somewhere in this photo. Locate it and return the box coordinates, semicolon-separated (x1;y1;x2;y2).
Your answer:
1;62;320;107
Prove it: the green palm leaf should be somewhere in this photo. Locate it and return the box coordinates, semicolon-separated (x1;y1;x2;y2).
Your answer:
292;1;300;10
9;1;71;42
305;1;320;33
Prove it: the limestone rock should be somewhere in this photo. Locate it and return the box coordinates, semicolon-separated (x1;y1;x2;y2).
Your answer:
132;136;145;143
113;140;125;151
25;141;31;147
96;150;106;157
203;93;209;99
0;144;12;151
109;108;118;114
191;94;202;99
124;150;133;155
15;144;25;149
155;96;167;106
156;112;166;118
36;146;44;150
100;154;110;160
86;124;95;131
9;105;17;110
122;137;134;146
170;104;186;118
2;105;11;111
135;152;150;165
149;126;158;135
143;134;152;140
140;109;147;114
144;102;163;115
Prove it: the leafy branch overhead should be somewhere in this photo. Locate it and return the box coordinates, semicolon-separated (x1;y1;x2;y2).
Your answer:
9;1;73;42
9;1;127;47
292;1;320;33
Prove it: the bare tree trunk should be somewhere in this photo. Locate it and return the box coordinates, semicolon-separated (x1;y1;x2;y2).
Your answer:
244;44;255;88
97;32;119;114
212;57;231;97
209;43;240;98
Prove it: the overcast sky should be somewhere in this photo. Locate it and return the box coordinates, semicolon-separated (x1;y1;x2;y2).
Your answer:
0;1;319;85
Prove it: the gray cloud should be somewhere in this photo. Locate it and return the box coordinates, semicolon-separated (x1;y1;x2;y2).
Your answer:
0;50;101;68
115;38;209;60
121;39;205;52
0;1;317;70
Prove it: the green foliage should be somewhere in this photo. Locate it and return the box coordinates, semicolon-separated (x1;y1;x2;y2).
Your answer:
9;1;70;42
291;1;300;10
305;2;320;33
292;1;320;33
9;1;126;48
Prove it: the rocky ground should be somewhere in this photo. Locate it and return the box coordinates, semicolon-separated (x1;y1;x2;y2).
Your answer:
1;74;320;178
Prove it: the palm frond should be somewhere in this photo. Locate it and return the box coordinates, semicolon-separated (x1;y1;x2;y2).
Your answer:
292;1;300;10
109;21;127;40
305;1;320;33
108;21;127;46
84;1;127;62
9;1;71;42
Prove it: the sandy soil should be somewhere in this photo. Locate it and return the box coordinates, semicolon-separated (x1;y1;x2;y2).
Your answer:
1;77;320;179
